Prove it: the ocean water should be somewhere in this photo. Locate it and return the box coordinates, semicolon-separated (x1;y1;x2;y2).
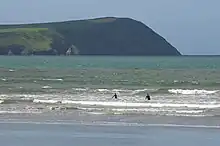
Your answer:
0;56;220;123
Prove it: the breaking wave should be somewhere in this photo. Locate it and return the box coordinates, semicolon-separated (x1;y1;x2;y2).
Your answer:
32;99;220;109
72;88;156;95
0;99;33;104
42;86;52;89
34;99;61;104
168;89;219;95
0;110;41;114
42;78;63;81
0;100;4;104
1;78;7;81
80;107;204;115
71;88;219;96
1;89;220;117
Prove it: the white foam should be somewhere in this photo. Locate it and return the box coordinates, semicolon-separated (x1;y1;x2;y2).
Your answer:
42;86;52;89
0;110;41;114
0;94;72;102
1;78;7;81
96;89;109;92
61;100;220;109
95;88;151;94
168;89;218;95
42;78;63;81
9;69;15;72
131;89;148;94
80;107;204;115
175;110;204;114
112;89;130;92
73;88;88;91
112;89;151;94
112;108;204;114
49;107;57;110
89;112;105;115
33;99;61;104
0;94;44;98
0;100;4;104
145;124;220;129
164;113;206;117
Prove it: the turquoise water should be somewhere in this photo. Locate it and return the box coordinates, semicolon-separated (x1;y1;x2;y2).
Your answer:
0;56;220;69
0;56;220;118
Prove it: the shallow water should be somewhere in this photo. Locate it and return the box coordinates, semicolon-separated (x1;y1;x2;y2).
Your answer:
0;122;219;146
1;56;220;118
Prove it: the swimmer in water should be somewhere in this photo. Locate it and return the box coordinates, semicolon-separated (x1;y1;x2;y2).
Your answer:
145;93;151;100
112;93;118;99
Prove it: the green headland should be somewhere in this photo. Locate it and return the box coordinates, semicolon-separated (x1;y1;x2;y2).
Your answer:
0;17;181;56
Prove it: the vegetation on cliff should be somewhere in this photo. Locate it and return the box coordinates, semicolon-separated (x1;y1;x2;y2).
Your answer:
0;17;181;56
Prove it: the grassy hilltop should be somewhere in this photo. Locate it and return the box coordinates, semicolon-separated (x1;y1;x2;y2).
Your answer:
0;17;181;56
0;28;57;54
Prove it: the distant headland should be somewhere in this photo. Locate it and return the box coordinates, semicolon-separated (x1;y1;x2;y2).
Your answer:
0;17;181;56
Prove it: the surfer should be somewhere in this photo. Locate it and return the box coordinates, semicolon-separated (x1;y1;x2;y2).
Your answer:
112;93;118;99
145;93;151;100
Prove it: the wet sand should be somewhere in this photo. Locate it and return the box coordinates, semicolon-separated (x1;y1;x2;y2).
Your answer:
0;111;220;127
0;120;219;146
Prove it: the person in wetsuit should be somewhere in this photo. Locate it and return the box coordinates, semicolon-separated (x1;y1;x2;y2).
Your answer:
145;93;151;100
112;93;118;99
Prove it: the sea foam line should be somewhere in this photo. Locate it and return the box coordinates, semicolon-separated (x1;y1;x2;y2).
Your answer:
0;120;219;129
42;78;63;81
168;89;218;95
0;100;4;104
80;107;204;114
33;99;220;109
61;100;220;109
0;111;41;114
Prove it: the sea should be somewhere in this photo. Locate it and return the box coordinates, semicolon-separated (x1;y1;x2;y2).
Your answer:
0;56;220;146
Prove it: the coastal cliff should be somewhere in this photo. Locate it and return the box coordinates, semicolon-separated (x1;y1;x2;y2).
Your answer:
0;17;181;56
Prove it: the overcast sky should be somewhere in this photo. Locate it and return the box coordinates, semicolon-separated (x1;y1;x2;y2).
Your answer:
0;0;219;55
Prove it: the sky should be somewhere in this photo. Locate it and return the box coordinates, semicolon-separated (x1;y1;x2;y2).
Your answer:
0;0;219;55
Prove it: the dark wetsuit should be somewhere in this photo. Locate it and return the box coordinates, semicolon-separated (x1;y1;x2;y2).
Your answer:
145;93;151;100
112;93;118;99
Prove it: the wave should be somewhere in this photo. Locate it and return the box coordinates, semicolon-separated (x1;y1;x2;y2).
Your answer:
168;89;218;95
0;110;41;114
0;99;33;104
34;100;220;109
81;107;204;114
80;88;155;94
131;89;149;94
0;94;45;98
112;109;204;114
8;69;15;72
41;86;52;89
42;78;63;81
33;99;61;104
1;78;7;81
96;89;109;92
3;87;218;97
73;88;88;91
72;88;218;96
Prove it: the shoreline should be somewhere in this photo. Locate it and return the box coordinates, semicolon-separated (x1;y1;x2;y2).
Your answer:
0;119;220;130
0;112;220;128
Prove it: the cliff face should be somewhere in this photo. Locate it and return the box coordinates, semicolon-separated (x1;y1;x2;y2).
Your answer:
0;17;181;56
